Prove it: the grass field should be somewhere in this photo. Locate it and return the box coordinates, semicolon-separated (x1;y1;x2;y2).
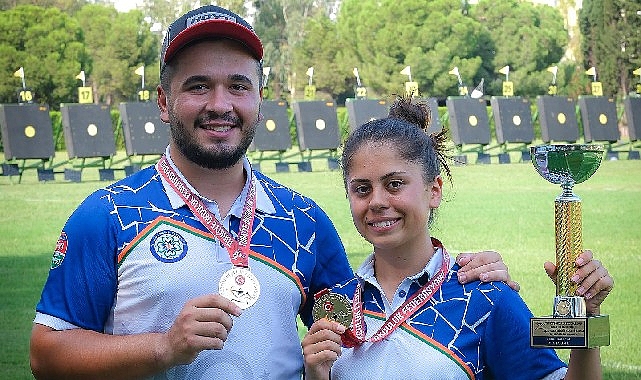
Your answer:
1;152;640;379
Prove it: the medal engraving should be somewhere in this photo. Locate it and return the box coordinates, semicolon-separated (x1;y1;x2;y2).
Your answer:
312;292;353;328
219;267;261;309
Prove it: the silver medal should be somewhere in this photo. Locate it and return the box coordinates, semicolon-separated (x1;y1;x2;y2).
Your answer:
218;267;261;309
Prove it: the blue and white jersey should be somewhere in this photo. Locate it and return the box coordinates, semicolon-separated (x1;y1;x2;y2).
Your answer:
34;154;353;380
330;244;567;380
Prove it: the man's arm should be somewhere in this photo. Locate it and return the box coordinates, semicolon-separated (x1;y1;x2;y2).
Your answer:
455;250;520;291
30;294;241;380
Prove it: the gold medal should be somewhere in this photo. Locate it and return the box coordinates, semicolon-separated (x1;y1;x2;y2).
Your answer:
218;267;261;309
312;291;353;328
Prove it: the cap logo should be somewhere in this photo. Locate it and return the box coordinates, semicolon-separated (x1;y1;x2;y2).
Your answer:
186;11;242;28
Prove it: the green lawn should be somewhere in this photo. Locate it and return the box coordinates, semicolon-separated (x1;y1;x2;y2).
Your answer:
1;154;640;379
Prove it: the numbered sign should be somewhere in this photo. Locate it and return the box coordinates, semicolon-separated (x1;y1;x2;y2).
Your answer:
304;85;316;100
78;86;94;104
548;84;558;96
591;82;603;96
355;86;367;99
405;82;419;97
17;89;34;103
138;89;151;102
502;81;514;97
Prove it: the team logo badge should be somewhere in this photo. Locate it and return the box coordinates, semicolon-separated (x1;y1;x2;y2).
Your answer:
150;230;188;263
51;232;68;269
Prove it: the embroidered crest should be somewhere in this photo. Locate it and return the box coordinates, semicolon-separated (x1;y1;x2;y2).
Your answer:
150;230;188;263
51;232;68;269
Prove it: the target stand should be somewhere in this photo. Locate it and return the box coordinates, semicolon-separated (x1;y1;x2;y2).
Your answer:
491;96;534;163
446;97;491;164
536;96;579;144
345;98;389;132
292;101;341;172
250;100;293;173
118;102;168;172
0;103;56;182
60;103;117;181
578;96;621;160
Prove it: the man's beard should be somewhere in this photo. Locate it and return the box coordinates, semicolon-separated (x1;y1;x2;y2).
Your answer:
169;110;257;170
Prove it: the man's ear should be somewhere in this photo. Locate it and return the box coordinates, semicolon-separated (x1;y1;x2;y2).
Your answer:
157;85;169;123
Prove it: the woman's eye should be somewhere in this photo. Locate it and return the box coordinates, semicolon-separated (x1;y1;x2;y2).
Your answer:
388;180;403;190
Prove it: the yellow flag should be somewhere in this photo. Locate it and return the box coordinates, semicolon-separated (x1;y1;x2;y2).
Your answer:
13;67;24;78
633;67;641;76
498;65;510;75
448;67;459;76
585;67;596;76
546;66;558;75
306;67;314;77
75;70;85;81
400;66;411;76
134;65;145;76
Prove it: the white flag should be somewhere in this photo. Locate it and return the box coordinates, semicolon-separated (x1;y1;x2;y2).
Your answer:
13;67;24;79
400;66;411;76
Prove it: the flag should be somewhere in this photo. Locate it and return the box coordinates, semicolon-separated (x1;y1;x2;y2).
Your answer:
585;67;596;76
633;67;641;76
263;66;271;77
134;65;145;76
471;78;484;99
498;66;510;75
353;67;359;78
448;67;459;76
306;67;314;77
14;67;24;78
400;66;411;76
75;71;85;82
547;66;558;76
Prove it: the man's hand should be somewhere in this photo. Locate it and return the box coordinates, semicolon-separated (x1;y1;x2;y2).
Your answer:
544;249;614;315
162;294;242;367
456;251;520;291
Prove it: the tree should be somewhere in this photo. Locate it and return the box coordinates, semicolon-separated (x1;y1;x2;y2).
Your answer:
75;5;160;105
580;0;640;96
0;5;88;107
472;0;568;97
334;0;490;99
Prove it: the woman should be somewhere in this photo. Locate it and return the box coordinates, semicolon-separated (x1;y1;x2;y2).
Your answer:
302;97;613;380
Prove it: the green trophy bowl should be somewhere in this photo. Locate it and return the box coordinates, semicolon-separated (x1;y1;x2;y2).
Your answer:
530;144;604;189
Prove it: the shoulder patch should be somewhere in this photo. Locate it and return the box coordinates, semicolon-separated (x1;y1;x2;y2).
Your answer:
51;232;68;269
150;230;188;263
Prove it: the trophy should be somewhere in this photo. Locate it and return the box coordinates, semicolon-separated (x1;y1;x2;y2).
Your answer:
530;144;610;348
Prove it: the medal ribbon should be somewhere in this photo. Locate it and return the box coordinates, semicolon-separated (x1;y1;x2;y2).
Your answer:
157;155;256;267
348;240;450;345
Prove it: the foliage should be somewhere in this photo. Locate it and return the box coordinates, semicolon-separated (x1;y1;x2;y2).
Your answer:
472;0;569;97
580;0;641;97
74;5;160;105
0;5;88;107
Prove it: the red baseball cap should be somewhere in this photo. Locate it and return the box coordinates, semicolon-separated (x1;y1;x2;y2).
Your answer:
161;5;263;70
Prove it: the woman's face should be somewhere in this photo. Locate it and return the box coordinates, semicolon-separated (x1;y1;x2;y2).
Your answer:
344;141;442;255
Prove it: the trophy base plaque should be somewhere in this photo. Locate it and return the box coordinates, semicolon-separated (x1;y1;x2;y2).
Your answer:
531;314;610;348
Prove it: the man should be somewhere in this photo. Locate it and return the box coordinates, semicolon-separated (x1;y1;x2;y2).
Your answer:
30;5;516;379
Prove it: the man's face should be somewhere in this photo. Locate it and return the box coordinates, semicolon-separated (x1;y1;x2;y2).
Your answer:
158;39;262;169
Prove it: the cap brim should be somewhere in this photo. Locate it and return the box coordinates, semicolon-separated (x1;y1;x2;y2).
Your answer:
163;19;263;62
